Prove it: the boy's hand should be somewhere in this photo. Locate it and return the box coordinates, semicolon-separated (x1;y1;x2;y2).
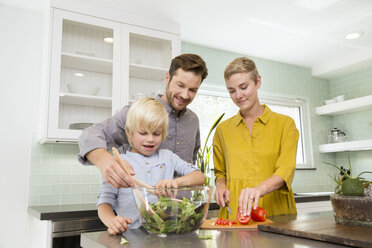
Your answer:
154;179;179;189
154;179;179;197
107;216;132;235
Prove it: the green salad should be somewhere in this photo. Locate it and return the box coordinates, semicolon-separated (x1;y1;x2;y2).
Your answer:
139;196;205;234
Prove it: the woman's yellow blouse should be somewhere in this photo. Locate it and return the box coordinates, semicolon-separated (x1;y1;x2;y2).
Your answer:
213;105;299;218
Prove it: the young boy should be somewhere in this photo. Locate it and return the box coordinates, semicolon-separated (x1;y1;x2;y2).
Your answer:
97;97;205;235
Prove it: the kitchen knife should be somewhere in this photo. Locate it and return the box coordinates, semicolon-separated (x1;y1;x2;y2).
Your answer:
225;204;232;215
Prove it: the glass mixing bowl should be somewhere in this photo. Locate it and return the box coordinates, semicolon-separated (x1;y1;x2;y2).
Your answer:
132;185;213;237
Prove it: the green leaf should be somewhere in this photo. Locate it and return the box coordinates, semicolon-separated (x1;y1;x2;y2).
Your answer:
120;237;130;245
322;161;352;179
198;234;213;240
200;113;225;160
356;171;372;178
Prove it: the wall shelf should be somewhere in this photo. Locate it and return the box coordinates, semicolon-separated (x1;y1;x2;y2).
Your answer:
61;52;113;74
129;63;168;80
316;95;372;116
59;92;112;108
319;139;372;153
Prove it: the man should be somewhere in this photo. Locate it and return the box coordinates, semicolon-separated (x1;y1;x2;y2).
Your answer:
78;54;208;189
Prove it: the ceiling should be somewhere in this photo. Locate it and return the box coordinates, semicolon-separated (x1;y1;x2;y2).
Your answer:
4;0;372;78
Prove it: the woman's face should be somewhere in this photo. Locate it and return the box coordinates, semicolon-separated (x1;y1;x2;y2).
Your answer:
225;72;261;113
131;128;163;156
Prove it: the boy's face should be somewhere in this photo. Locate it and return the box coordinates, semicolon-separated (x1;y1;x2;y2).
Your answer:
131;128;163;156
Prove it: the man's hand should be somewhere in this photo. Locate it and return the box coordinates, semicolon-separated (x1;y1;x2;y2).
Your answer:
86;148;135;188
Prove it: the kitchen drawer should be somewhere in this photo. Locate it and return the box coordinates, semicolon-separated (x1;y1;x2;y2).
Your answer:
53;217;105;237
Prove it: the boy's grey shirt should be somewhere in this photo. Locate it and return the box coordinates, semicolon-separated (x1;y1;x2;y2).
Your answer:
96;149;199;229
78;95;201;164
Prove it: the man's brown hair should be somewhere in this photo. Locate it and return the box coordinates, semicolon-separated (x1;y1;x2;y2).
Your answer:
168;54;208;83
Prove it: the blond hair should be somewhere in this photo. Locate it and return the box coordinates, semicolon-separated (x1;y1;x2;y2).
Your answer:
224;57;259;84
125;97;168;146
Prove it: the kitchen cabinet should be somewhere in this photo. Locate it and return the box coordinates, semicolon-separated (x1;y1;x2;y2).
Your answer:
40;8;180;143
295;200;332;214
316;95;372;153
121;24;181;105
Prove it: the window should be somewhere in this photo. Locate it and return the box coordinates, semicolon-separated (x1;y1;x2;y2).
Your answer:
188;86;313;169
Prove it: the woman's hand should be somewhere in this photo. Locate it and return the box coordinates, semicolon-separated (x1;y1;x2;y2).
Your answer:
107;216;132;235
239;175;285;216
238;185;267;216
214;180;230;207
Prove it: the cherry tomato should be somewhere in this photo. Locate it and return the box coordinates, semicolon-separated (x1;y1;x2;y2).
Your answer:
237;208;251;225
251;207;267;222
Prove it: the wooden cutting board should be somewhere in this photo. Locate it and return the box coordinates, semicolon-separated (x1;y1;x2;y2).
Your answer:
258;215;372;248
200;218;273;230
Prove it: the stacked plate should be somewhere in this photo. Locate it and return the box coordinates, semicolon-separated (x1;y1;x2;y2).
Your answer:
69;123;93;130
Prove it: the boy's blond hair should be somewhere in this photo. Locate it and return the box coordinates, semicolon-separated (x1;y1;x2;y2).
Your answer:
125;97;168;146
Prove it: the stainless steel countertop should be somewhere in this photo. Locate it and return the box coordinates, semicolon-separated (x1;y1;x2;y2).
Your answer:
81;211;349;248
28;193;332;221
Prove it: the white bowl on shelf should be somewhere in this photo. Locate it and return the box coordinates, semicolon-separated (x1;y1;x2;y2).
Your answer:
67;83;100;96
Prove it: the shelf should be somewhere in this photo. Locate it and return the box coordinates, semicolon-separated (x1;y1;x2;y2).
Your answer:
316;95;372;116
129;63;168;80
61;52;113;74
319;139;372;153
59;92;112;108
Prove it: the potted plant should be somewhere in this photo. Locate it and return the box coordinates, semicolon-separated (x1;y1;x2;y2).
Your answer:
196;113;225;185
324;155;372;226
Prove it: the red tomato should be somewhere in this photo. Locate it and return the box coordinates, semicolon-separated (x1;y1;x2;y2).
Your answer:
214;217;237;226
251;207;267;222
236;208;251;225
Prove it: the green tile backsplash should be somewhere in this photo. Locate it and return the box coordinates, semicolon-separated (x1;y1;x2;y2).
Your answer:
29;136;101;205
29;42;372;206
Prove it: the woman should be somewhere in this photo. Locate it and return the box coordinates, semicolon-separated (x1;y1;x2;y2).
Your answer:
213;57;299;218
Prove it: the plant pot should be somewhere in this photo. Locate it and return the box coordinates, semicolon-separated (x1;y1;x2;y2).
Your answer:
330;194;372;227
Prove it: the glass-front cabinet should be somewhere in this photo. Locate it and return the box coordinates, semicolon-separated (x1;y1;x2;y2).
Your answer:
41;8;180;143
122;24;180;104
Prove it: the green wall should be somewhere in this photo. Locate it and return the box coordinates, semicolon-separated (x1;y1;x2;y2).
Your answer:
329;68;372;180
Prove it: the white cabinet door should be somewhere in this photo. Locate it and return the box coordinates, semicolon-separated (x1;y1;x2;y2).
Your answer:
121;24;181;106
41;9;181;143
44;9;121;142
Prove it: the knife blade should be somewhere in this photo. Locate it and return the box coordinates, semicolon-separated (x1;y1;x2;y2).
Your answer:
225;204;232;215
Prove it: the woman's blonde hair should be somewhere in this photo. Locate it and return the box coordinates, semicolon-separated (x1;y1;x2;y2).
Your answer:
125;97;168;147
224;57;259;84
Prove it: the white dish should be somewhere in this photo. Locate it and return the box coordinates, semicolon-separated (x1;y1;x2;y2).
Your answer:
69;123;93;130
67;83;100;95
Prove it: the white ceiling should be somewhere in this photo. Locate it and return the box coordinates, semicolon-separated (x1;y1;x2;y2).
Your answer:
4;0;372;78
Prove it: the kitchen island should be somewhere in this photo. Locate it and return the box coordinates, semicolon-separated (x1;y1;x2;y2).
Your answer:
81;211;352;248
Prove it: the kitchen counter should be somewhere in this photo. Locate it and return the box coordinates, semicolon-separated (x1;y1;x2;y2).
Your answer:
28;203;99;221
81;211;350;248
28;193;331;220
